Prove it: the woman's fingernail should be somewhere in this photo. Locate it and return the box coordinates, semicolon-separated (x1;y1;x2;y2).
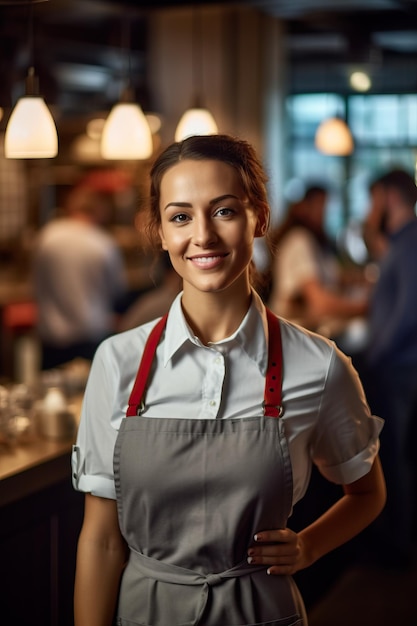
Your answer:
247;557;254;564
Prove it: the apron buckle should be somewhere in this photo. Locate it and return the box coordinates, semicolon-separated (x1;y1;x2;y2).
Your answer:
263;402;284;418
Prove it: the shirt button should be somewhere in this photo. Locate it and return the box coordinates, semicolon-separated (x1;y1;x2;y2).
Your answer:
215;357;222;364
209;400;217;407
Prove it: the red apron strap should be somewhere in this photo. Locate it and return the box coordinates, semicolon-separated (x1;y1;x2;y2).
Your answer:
126;308;283;418
126;314;168;416
263;308;284;418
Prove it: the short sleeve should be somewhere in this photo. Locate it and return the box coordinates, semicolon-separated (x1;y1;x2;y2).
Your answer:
71;340;122;499
311;347;383;485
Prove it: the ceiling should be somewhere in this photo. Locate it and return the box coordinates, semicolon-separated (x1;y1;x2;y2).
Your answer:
1;0;417;125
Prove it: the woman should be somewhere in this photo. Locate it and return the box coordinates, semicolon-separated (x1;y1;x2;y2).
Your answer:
72;134;386;626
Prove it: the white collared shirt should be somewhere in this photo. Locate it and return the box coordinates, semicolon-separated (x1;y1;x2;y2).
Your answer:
72;291;383;504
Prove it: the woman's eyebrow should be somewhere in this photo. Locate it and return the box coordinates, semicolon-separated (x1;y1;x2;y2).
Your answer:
209;194;240;205
163;194;240;212
163;201;192;211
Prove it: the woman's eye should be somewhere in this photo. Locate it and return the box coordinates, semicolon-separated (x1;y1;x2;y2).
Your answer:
215;207;234;217
171;213;189;223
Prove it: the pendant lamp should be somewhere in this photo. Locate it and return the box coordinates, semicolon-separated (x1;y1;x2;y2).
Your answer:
101;19;152;160
175;8;218;142
175;98;218;142
315;117;354;156
5;1;58;159
101;89;152;160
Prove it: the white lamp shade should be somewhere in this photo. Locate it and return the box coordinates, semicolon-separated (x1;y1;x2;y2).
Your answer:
5;96;58;159
101;103;153;160
175;107;218;142
315;117;354;156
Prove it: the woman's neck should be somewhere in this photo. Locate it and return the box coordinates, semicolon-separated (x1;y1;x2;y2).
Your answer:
181;284;252;344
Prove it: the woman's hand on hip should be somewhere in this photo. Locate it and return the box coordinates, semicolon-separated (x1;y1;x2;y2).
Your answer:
247;528;310;575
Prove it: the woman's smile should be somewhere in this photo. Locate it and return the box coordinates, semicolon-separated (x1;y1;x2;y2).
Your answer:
186;252;229;269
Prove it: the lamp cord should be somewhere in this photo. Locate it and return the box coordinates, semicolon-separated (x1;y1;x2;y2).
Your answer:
28;0;34;68
25;0;39;95
120;15;134;102
191;7;202;108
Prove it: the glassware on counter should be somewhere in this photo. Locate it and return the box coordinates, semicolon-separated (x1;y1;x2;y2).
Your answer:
36;386;75;440
0;383;36;445
8;383;36;442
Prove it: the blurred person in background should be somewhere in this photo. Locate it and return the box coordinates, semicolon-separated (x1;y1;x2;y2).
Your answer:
363;176;389;263
359;168;417;567
268;185;368;332
33;179;128;370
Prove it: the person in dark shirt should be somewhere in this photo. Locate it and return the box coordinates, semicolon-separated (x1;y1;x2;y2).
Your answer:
361;168;417;567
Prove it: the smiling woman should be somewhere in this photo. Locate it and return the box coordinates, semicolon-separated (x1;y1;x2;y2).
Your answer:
157;158;264;316
72;134;385;626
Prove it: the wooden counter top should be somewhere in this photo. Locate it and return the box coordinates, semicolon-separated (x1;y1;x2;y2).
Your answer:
0;393;83;508
0;434;75;507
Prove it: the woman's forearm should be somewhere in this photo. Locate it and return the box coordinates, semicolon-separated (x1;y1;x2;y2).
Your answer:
248;457;386;574
74;494;128;626
299;457;386;567
74;534;127;626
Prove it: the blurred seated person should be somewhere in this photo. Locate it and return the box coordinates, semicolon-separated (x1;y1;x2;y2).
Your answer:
33;179;128;370
118;251;181;332
268;185;368;332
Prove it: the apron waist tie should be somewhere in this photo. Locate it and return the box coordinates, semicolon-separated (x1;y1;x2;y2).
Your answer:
129;548;266;587
127;548;269;625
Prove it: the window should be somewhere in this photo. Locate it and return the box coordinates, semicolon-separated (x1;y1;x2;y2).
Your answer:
286;93;417;240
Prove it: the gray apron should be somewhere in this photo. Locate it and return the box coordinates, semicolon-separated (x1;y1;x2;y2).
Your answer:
114;309;307;626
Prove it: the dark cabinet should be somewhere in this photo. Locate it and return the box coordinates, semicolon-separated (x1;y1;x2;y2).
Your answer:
0;448;84;626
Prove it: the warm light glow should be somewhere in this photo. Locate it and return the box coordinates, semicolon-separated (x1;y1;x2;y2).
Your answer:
315;117;354;156
86;118;106;140
175;107;218;142
101;103;153;160
350;71;371;92
5;96;58;159
71;134;102;163
145;113;162;135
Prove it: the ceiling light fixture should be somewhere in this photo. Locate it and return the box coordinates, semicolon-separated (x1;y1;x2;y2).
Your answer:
175;8;218;142
5;0;58;159
349;70;371;92
101;17;152;160
315;117;354;156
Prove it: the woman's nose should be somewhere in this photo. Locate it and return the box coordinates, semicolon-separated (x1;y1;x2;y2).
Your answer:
192;216;218;247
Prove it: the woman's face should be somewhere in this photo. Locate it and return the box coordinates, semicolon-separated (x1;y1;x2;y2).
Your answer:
158;159;266;297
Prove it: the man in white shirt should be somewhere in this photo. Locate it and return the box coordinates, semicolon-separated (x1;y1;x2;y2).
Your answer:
33;182;127;369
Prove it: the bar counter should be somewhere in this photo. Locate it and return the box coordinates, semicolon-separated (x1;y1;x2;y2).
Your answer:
0;413;84;626
0;434;74;507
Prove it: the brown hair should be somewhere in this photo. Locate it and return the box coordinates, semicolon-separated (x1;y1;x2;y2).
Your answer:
144;134;270;246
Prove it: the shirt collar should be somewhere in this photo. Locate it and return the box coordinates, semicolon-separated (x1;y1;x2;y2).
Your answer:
163;290;268;375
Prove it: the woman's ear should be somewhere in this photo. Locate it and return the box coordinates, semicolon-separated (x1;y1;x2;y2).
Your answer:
255;208;269;238
158;227;168;251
